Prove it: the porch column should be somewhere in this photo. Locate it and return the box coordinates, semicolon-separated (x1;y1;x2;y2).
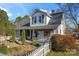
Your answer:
30;30;32;39
33;29;34;37
30;30;32;40
32;29;35;39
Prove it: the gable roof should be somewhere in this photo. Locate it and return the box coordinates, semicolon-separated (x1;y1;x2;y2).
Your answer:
31;9;52;18
48;12;63;29
48;12;63;25
15;9;64;30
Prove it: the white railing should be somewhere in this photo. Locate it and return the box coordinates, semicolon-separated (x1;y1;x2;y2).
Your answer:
27;43;50;56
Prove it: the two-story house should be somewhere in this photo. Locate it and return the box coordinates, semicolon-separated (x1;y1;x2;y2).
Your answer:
15;9;67;41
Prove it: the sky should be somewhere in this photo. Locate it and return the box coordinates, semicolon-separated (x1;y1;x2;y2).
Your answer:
0;3;59;21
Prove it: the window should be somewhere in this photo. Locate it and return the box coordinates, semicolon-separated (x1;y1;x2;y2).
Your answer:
20;30;22;36
32;16;37;24
32;17;34;24
39;15;44;23
35;31;38;37
27;30;30;36
60;29;61;34
32;15;44;24
34;17;36;24
42;15;44;19
39;16;41;23
42;15;44;23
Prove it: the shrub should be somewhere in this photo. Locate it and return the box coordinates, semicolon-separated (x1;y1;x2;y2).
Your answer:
21;30;26;45
10;30;16;42
31;39;41;47
50;34;76;51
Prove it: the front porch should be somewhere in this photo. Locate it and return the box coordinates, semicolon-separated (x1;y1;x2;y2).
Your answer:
16;29;53;42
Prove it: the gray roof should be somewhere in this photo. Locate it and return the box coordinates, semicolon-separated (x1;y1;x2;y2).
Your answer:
16;25;56;30
22;23;30;27
15;10;63;30
48;12;63;29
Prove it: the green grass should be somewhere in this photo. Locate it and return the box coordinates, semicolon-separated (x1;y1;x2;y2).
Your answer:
0;46;8;54
47;51;79;56
0;46;20;55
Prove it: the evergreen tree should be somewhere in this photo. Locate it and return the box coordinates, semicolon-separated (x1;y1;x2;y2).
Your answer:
11;29;16;42
21;30;26;45
0;9;13;39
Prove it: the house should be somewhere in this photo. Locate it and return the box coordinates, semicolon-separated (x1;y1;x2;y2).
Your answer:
15;9;68;42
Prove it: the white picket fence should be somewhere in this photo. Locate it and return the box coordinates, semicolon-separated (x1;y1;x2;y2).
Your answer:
27;43;50;56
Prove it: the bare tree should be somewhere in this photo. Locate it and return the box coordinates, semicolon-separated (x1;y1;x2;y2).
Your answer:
57;3;79;29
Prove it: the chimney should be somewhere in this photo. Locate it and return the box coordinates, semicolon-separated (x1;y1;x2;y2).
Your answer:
51;10;55;14
50;10;55;15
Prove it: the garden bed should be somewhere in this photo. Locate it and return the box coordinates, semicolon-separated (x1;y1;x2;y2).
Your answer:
0;40;36;56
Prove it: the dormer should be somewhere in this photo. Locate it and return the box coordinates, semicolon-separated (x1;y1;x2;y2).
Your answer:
30;9;52;26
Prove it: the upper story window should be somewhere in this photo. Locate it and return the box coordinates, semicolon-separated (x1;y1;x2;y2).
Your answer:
32;14;44;24
39;15;44;23
34;16;37;24
39;16;42;23
42;15;44;23
42;15;44;19
32;17;34;24
32;16;37;24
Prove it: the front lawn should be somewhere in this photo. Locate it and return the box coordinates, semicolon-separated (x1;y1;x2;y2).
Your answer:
47;51;79;56
0;46;8;54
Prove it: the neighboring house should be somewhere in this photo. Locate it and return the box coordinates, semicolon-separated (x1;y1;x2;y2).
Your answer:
15;9;68;41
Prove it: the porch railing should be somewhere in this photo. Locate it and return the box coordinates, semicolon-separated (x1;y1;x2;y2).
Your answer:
26;42;50;56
